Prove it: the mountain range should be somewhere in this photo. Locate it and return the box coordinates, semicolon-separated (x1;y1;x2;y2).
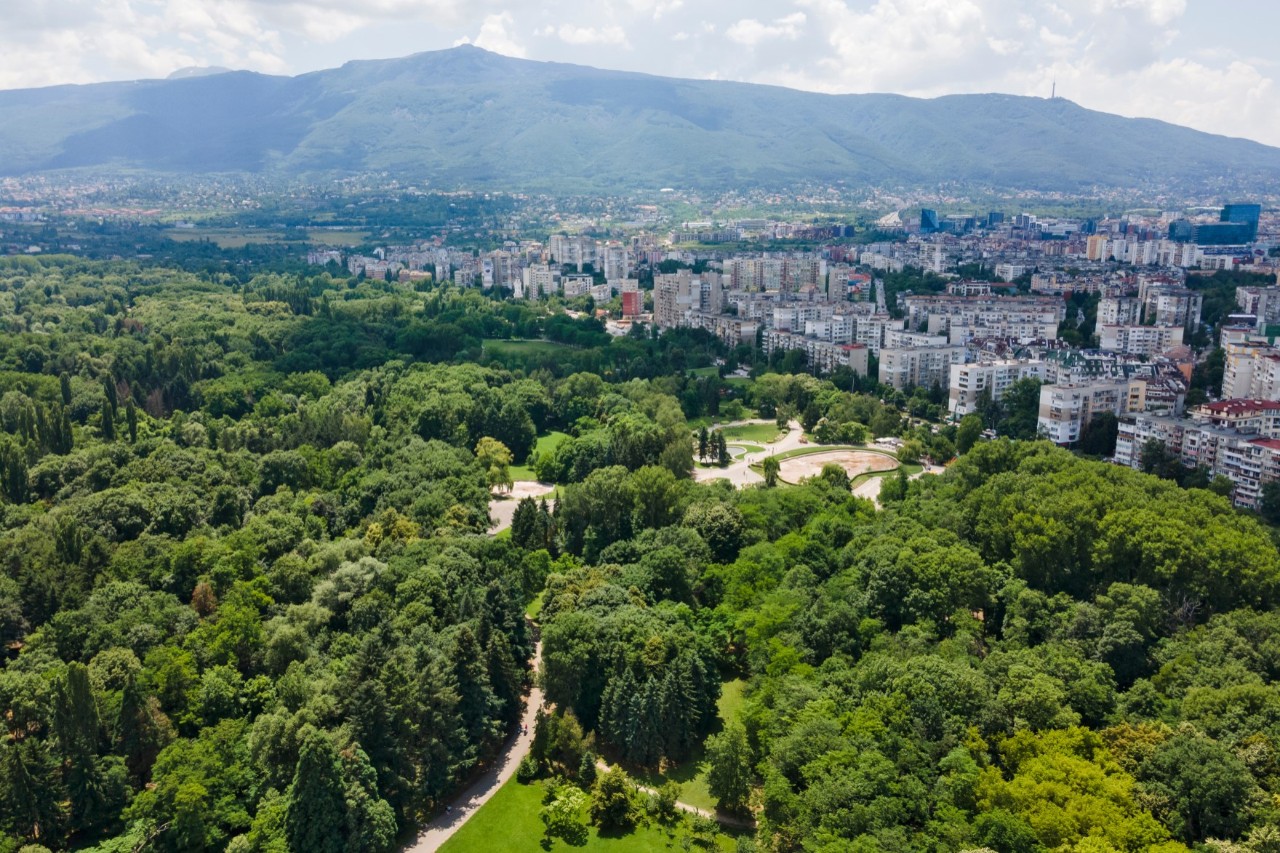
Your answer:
3;45;1280;194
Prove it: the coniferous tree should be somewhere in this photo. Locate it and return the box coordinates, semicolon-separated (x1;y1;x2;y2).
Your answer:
100;401;116;441
126;399;138;444
697;426;709;462
285;730;348;853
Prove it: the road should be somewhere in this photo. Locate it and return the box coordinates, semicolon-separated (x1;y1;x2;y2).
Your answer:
404;641;544;853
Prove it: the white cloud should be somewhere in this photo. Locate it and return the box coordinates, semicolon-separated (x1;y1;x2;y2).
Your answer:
460;11;526;57
725;12;806;46
555;24;629;47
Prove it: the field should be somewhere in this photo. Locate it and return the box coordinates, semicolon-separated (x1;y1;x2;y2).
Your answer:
510;431;570;482
165;227;289;248
777;449;898;483
483;338;575;357
437;777;737;853
305;229;370;246
686;366;720;378
718;423;783;443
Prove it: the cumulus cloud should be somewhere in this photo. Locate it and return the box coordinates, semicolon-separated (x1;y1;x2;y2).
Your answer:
725;13;806;46
457;11;527;57
553;24;629;47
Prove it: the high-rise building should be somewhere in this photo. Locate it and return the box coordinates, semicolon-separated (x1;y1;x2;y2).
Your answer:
1221;203;1262;241
920;209;940;234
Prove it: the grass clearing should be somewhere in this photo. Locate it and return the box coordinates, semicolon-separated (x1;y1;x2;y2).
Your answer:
305;229;369;246
687;366;719;378
483;338;576;357
717;423;783;444
510;431;570;482
437;777;736;853
165;228;288;248
525;591;544;621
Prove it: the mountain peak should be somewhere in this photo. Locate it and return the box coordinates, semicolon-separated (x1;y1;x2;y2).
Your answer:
166;66;233;80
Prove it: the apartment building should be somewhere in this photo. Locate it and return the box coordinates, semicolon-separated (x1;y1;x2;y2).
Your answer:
1222;341;1280;400
1114;401;1280;508
654;270;722;329
879;344;966;391
948;360;1047;417
1038;379;1133;444
1098;324;1184;356
762;330;868;374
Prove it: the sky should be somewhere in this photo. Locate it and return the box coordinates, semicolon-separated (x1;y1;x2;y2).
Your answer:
3;0;1279;147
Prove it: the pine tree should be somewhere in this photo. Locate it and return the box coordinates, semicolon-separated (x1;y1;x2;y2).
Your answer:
510;497;541;549
0;737;63;842
285;730;348;853
716;432;729;466
697;426;709;462
126;399;138;444
100;400;116;441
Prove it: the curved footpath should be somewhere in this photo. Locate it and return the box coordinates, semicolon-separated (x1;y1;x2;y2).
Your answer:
404;641;544;852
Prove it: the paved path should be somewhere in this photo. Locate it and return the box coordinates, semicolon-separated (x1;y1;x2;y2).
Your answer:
487;481;556;535
404;641;543;852
594;758;756;830
694;419;807;488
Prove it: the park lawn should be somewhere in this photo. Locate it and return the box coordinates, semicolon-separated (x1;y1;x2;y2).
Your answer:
483;338;575;357
438;777;736;853
525;591;544;621
687;366;719;378
719;423;783;443
510;431;570;482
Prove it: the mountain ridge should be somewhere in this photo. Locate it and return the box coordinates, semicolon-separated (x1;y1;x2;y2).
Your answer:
2;44;1279;193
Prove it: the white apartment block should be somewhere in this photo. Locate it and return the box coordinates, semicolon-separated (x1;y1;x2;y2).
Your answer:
520;264;560;300
994;263;1027;282
1038;379;1133;444
1099;296;1141;326
852;314;905;356
1223;341;1280;400
1237;286;1280;332
762;330;869;375
654;271;723;329
949;360;1047;417
1098;324;1184;356
879;345;966;391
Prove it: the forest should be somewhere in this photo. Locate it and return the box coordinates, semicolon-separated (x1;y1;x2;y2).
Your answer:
0;255;1278;853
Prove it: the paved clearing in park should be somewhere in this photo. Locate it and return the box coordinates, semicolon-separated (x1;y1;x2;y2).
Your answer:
779;449;898;483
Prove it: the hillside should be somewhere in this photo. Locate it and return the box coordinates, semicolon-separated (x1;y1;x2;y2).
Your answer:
2;45;1280;192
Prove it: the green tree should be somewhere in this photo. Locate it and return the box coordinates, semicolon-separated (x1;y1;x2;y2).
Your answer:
762;455;780;488
956;413;983;454
475;436;514;493
706;721;752;812
541;784;589;846
590;767;637;831
285;730;347;853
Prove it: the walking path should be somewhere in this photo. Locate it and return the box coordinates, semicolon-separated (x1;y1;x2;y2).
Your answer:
594;758;757;830
404;642;543;852
693;419;807;488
